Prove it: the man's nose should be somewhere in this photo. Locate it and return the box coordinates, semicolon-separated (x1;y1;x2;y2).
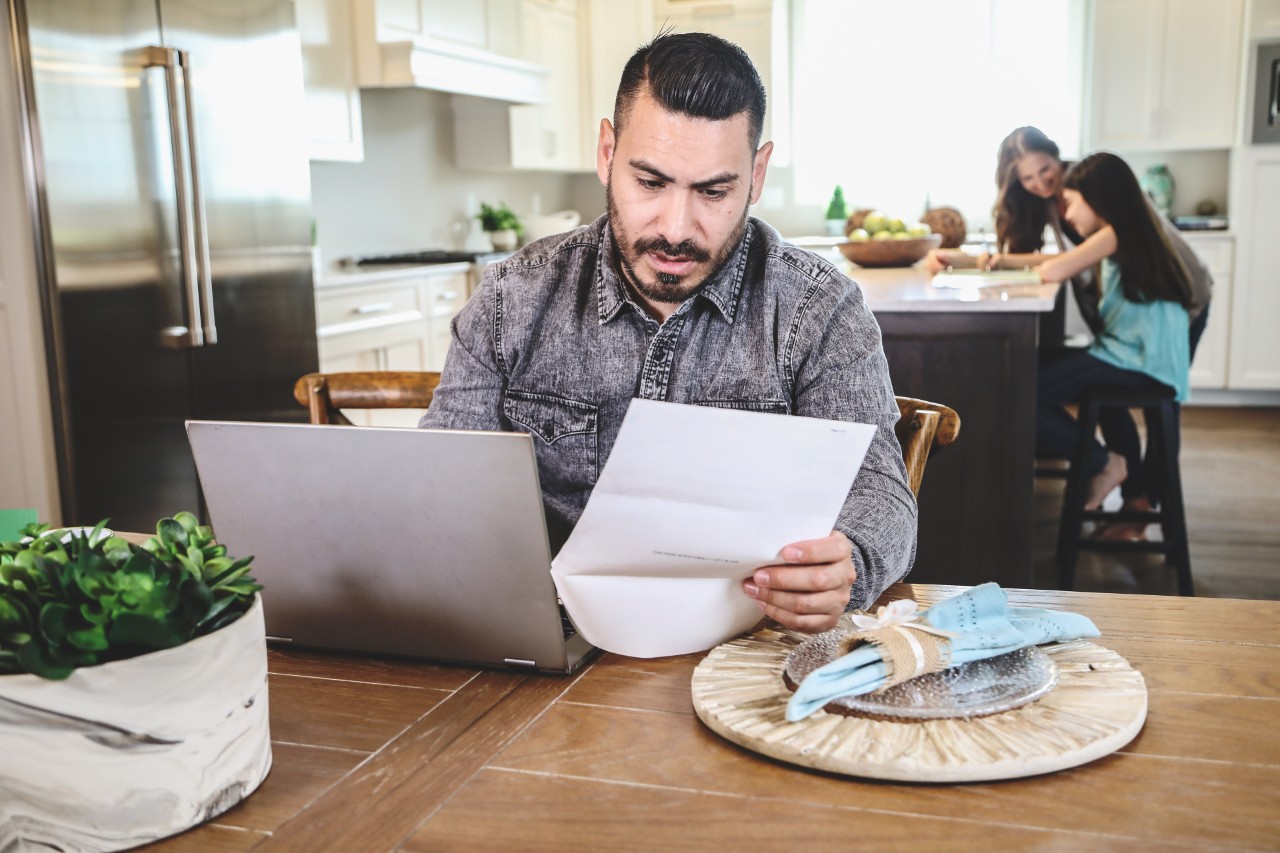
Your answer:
655;191;695;245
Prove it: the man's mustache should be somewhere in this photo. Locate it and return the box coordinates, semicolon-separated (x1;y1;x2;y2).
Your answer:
633;236;711;262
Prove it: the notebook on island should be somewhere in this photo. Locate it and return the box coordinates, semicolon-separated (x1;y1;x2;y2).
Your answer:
186;420;596;674
931;269;1043;288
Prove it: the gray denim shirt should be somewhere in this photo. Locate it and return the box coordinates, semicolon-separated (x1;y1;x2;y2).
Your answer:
420;215;917;610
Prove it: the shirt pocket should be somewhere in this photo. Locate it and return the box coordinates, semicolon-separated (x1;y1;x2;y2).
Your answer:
690;399;790;415
503;390;599;489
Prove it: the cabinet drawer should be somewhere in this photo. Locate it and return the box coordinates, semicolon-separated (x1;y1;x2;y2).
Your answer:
1182;235;1234;277
315;281;423;333
425;272;469;319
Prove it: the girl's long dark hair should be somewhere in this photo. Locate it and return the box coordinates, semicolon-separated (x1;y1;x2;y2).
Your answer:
993;127;1076;252
1064;152;1193;308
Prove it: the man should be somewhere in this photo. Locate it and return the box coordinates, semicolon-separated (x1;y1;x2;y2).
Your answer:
421;32;916;633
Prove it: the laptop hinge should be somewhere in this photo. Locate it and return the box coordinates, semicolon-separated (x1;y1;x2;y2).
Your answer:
504;658;537;668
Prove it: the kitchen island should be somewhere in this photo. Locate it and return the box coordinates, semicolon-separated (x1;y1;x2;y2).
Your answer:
839;258;1060;588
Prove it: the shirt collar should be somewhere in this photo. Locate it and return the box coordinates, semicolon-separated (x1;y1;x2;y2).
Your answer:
594;217;755;326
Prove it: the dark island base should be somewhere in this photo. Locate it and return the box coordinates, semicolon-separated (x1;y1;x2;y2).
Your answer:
878;311;1039;588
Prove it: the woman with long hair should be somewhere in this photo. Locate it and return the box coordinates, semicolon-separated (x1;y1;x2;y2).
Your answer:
925;126;1211;352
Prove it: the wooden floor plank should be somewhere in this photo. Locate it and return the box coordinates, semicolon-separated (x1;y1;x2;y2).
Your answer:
403;769;1214;852
267;673;451;752
138;825;270;852
268;646;475;691
255;670;571;852
485;703;1280;850
561;652;699;715
206;742;369;834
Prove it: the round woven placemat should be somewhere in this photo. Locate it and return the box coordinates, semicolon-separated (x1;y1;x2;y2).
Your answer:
691;620;1147;783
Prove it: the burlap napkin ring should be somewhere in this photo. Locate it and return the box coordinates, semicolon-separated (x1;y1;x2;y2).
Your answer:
838;600;960;691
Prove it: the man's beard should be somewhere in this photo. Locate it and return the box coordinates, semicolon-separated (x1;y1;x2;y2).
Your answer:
606;181;751;306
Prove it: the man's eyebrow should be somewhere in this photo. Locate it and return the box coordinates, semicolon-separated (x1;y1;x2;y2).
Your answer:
628;159;739;190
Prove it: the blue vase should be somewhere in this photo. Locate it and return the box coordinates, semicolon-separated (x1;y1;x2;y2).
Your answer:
1141;165;1175;218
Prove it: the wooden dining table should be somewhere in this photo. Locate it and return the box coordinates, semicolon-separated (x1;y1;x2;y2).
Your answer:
142;583;1280;852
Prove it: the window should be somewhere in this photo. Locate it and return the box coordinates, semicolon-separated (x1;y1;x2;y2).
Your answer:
790;0;1085;235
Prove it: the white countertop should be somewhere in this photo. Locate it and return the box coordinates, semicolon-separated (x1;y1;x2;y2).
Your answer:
313;249;1060;313
313;261;473;289
846;263;1060;313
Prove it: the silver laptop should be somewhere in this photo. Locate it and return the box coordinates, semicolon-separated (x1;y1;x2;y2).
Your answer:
186;420;597;673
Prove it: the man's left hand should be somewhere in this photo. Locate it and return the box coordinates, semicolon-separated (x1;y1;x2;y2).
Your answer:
742;531;856;633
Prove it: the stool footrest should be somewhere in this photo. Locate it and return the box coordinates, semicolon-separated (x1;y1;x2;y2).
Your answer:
1078;539;1172;554
1082;510;1163;523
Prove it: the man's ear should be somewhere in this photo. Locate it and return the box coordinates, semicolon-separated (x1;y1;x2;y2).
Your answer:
596;118;616;187
748;141;774;205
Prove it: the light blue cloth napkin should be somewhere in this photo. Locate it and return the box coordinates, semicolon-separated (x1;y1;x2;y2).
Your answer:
786;583;1099;721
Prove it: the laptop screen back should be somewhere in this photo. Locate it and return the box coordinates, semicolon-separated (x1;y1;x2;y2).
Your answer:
186;420;581;670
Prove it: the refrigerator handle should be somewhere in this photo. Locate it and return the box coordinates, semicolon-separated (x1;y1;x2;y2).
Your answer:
143;45;204;349
178;50;218;346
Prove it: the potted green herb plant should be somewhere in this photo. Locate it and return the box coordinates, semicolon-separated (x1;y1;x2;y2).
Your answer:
0;513;270;852
477;201;523;251
825;185;850;236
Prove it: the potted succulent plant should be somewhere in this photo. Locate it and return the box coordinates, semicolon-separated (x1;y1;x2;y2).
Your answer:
477;201;523;251
0;513;271;852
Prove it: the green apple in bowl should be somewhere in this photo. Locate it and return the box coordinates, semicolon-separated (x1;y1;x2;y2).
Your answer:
862;211;890;235
848;228;870;241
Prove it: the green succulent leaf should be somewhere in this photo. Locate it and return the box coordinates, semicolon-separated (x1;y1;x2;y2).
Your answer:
67;624;109;652
16;641;74;680
157;517;188;554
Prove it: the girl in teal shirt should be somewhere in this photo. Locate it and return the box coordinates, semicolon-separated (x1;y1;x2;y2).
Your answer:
988;152;1193;538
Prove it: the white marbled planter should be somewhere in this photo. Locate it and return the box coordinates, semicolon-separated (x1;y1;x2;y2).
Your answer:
0;595;271;852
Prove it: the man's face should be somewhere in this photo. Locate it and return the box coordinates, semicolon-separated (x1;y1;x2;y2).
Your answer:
597;90;773;314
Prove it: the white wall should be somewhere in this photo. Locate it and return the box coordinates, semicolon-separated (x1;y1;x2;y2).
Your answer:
0;8;61;522
309;88;579;268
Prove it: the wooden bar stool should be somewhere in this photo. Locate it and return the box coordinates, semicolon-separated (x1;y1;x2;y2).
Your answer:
1056;385;1194;596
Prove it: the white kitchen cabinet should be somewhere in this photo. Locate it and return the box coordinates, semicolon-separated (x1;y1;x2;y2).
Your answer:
1226;150;1280;390
508;0;583;170
579;0;655;171
654;0;789;165
314;266;469;426
1086;0;1243;151
298;0;365;162
353;0;546;103
1184;233;1233;391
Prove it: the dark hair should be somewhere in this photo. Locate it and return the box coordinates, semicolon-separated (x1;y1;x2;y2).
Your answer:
1064;152;1193;308
993;126;1074;253
613;31;767;150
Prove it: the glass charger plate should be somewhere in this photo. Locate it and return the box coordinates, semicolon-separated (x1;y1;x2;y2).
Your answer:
784;630;1059;720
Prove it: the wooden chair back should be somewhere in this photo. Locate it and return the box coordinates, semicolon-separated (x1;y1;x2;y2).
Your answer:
894;396;961;497
292;375;959;496
292;371;442;425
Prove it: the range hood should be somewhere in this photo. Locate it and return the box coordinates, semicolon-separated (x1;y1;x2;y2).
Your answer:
359;38;547;105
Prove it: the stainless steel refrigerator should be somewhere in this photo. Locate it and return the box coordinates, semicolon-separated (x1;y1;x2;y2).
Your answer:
10;0;319;531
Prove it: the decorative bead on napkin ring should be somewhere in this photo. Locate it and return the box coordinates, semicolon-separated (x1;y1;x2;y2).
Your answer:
840;600;959;691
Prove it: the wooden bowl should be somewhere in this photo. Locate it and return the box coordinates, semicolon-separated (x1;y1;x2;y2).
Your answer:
837;234;941;268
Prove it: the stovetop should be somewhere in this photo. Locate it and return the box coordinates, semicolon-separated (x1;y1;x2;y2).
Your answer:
341;249;483;267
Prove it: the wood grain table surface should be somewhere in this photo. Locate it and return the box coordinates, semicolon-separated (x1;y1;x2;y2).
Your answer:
141;584;1280;852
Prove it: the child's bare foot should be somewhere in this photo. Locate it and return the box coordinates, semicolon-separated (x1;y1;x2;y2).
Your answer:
1095;497;1154;541
1085;452;1127;510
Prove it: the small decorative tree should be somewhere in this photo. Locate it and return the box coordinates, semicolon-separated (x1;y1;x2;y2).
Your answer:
825;186;849;235
826;186;849;221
